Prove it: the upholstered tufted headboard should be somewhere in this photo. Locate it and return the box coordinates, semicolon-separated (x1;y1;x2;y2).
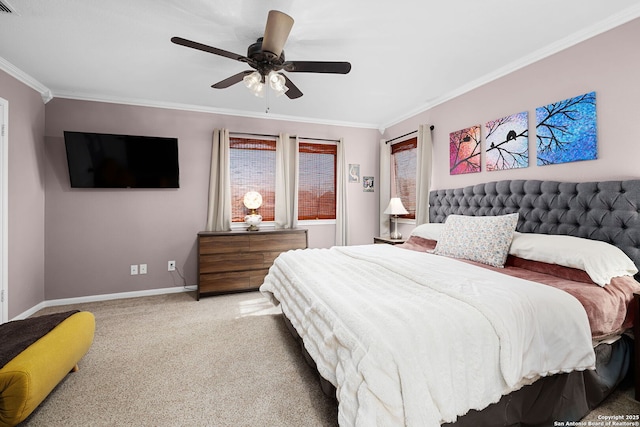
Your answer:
429;180;640;272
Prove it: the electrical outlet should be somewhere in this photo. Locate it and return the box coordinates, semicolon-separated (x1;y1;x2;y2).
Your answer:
130;264;138;275
168;260;176;271
139;264;147;274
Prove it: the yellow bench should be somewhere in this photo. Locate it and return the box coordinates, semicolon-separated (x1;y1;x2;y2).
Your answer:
0;311;95;426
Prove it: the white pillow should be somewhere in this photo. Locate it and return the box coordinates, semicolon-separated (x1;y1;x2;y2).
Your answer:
434;213;518;268
509;232;638;286
410;223;445;241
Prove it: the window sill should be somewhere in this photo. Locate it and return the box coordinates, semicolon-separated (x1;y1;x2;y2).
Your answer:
230;221;276;231
396;218;416;225
231;219;336;231
298;219;336;226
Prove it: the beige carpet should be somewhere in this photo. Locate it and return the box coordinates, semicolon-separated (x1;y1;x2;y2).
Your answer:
23;291;639;426
25;292;337;426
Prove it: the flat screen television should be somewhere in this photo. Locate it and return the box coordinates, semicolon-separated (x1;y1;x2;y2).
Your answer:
64;131;179;188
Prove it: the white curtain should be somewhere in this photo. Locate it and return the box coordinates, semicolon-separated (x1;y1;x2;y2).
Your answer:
205;129;232;231
415;124;433;225
379;139;391;236
335;138;348;246
274;133;299;229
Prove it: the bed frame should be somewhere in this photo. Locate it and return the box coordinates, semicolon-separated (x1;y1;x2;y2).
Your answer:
429;179;640;271
429;179;640;408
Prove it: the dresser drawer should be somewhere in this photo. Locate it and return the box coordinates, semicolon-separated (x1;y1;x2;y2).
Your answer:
198;269;270;294
199;252;264;273
199;235;249;255
249;233;307;252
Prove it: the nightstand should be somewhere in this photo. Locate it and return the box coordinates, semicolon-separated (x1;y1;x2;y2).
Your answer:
373;236;407;245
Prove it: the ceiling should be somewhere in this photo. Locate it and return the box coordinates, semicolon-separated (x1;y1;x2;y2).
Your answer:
1;1;639;130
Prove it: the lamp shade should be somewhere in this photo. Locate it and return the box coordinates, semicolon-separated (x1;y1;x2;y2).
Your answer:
384;198;409;215
243;71;262;89
268;71;288;96
243;191;263;210
243;71;266;97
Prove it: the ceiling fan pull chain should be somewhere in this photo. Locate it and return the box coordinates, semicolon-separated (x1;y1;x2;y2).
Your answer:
265;80;270;113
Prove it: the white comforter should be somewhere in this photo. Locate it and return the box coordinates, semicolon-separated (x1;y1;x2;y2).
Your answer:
260;244;596;426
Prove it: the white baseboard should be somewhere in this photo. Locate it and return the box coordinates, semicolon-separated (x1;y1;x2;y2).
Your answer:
11;285;198;321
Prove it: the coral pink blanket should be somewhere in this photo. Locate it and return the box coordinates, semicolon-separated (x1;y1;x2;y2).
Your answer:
401;236;640;340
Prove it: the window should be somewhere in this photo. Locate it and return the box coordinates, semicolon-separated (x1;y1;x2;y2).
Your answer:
229;137;337;223
390;137;417;219
229;137;276;222
298;142;337;220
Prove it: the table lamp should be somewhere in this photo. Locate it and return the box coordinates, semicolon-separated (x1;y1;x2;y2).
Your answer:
243;191;263;231
384;198;409;239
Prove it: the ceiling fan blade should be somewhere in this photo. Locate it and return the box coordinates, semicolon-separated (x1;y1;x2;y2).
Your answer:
171;36;251;63
212;71;254;89
261;10;294;58
282;75;303;99
283;61;351;74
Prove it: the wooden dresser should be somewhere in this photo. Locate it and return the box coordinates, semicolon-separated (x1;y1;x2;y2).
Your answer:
197;229;308;299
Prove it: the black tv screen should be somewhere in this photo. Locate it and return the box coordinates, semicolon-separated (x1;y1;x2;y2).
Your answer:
64;131;179;188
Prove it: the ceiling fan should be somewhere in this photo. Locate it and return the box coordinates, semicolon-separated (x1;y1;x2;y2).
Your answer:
171;10;351;99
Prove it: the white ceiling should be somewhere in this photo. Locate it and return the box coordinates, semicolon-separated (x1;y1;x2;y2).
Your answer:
1;0;640;130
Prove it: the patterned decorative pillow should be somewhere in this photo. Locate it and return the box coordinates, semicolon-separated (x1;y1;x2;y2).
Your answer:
434;213;519;268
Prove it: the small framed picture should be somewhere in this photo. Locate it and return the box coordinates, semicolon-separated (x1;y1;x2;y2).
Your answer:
348;164;360;183
363;176;374;192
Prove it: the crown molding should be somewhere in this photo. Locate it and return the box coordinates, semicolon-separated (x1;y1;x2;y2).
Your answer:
0;56;52;103
52;91;379;130
381;5;640;130
0;56;378;129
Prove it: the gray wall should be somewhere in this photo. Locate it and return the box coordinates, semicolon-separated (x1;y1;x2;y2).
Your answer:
386;18;640;238
44;100;380;300
386;17;640;189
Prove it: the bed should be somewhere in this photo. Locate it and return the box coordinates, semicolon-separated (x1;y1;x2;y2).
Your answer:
260;179;640;426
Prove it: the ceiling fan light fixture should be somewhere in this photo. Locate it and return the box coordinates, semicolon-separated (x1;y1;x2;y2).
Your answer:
243;71;266;97
268;71;287;92
253;83;265;97
243;71;262;89
273;85;288;97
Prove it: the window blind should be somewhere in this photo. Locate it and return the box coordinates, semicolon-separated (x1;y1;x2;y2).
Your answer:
229;137;276;222
298;142;337;220
391;137;417;219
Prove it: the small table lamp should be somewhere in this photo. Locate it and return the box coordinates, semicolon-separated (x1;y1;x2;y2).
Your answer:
243;191;263;231
384;198;409;239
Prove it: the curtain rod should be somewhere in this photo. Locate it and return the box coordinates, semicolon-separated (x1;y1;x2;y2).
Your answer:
230;131;339;143
385;125;434;144
297;136;340;143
